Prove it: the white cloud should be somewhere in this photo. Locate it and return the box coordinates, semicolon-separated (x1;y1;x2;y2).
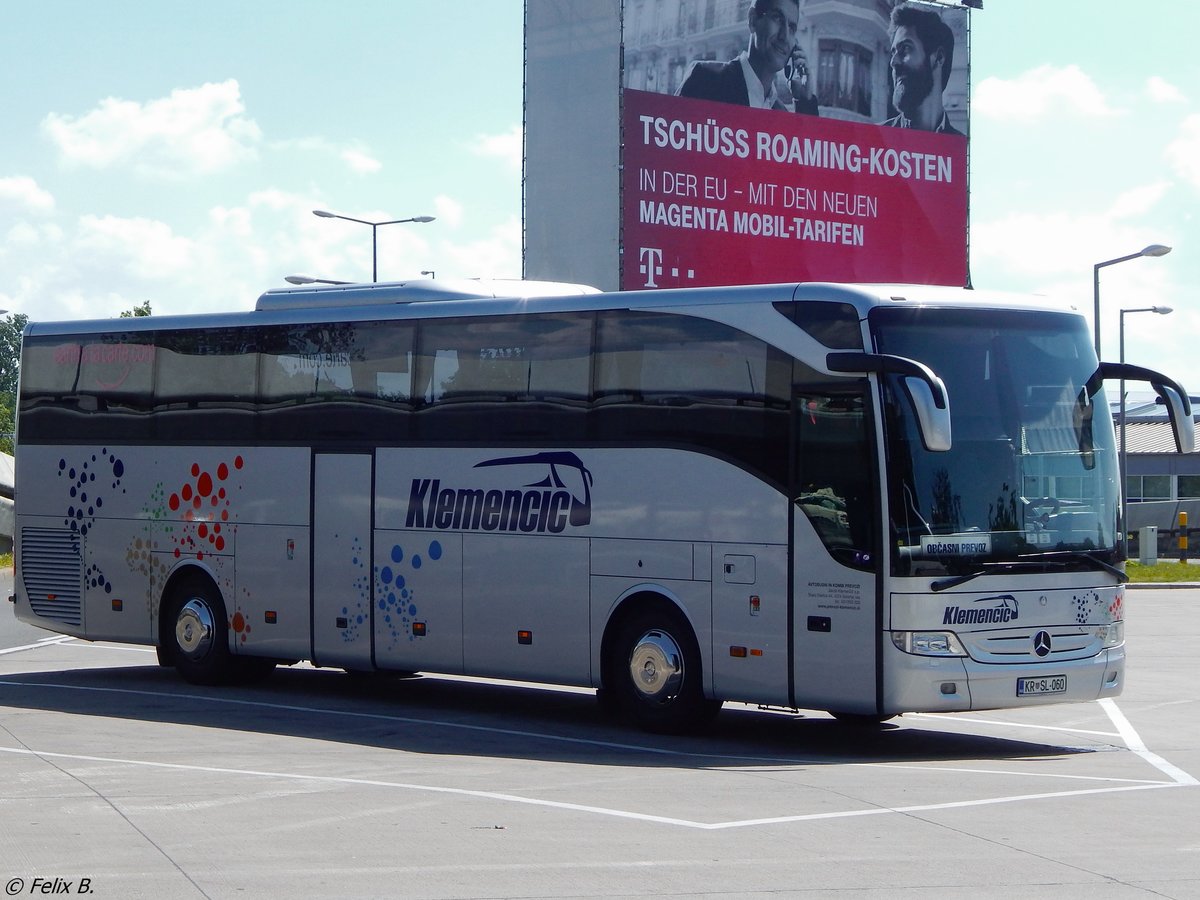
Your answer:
439;215;522;279
271;137;382;175
433;194;464;228
1146;76;1186;104
974;64;1119;123
341;148;382;174
1108;181;1171;220
972;184;1169;281
0;176;55;213
76;215;197;280
1165;113;1200;192
470;124;523;172
41;80;262;178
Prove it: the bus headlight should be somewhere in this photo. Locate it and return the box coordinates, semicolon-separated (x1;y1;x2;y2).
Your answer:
891;630;967;657
1098;621;1124;649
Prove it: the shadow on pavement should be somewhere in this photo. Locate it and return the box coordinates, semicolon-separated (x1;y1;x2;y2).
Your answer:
0;662;1106;769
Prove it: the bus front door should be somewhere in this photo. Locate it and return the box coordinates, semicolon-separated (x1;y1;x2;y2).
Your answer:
790;390;882;715
311;452;375;671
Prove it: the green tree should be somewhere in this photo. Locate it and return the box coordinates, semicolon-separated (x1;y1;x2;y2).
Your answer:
0;313;28;456
120;300;153;318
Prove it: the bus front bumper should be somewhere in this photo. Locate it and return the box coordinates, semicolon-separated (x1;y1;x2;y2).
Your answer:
883;643;1124;714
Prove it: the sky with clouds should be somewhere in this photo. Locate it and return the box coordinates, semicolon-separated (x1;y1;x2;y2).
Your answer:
1;1;1198;389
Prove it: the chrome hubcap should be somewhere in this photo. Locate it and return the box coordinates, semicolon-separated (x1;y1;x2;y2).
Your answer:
175;598;215;662
629;629;683;702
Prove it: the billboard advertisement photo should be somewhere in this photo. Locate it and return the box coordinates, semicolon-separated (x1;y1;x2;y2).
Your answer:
524;0;971;291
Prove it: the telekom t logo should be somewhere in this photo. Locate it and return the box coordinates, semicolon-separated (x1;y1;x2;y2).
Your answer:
639;247;663;287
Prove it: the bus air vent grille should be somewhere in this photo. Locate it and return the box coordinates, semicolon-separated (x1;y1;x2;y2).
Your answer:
20;527;83;627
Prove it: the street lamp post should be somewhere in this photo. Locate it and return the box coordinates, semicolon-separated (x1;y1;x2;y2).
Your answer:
313;209;435;283
1118;304;1173;540
1092;244;1171;357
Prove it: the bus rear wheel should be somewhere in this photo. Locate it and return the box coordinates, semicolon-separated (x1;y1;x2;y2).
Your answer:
609;606;719;734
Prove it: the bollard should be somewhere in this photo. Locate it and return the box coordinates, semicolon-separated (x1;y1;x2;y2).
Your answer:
1139;526;1158;565
1180;511;1189;561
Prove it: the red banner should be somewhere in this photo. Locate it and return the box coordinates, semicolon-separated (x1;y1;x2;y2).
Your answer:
621;89;967;291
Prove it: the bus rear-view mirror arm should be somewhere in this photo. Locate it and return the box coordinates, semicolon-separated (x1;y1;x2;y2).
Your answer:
1093;361;1195;454
826;351;952;452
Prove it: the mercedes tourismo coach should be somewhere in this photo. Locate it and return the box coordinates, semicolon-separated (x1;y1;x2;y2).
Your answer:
12;279;1194;732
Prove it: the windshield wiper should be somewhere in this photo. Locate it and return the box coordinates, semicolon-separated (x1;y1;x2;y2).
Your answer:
930;551;1127;593
1015;550;1128;583
932;563;1025;592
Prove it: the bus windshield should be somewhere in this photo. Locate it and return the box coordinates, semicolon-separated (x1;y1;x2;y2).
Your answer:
871;306;1119;577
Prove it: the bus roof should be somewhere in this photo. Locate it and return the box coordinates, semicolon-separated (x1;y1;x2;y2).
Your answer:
255;277;601;311
24;281;1079;337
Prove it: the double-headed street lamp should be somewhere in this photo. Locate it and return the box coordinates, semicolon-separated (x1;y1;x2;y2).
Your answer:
1118;304;1173;535
1093;244;1171;357
313;209;435;283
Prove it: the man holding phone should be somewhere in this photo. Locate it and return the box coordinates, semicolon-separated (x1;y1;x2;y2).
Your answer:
677;0;819;116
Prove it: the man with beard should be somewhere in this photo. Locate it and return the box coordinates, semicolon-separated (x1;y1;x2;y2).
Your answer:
677;0;819;116
882;2;963;135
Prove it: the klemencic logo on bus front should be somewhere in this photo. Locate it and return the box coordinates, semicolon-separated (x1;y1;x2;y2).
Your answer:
942;594;1019;626
404;451;593;534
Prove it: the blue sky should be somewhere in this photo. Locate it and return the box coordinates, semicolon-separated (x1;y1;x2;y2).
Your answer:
2;1;1198;389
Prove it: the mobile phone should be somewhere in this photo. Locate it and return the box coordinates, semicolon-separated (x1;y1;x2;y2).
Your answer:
785;57;806;85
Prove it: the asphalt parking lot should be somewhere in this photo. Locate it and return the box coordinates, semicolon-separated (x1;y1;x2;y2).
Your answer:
2;574;1198;900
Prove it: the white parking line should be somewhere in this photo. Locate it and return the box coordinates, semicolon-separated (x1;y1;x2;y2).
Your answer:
0;743;1184;831
1100;697;1199;786
1;675;1195;829
0;635;74;656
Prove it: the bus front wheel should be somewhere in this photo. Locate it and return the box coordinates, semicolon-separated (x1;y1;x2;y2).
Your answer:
608;606;719;734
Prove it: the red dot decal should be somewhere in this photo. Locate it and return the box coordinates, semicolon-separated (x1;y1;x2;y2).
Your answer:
235;456;244;469
217;463;229;480
169;494;180;511
197;472;213;496
191;463;200;477
215;536;225;551
181;484;192;501
232;611;245;633
193;496;202;509
198;524;208;538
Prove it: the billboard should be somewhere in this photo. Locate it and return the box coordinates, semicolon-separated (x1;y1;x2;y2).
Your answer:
524;0;971;291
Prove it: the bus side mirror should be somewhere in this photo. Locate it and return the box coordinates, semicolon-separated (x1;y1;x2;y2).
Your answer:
1155;382;1195;454
827;351;952;452
1096;362;1195;454
903;375;952;452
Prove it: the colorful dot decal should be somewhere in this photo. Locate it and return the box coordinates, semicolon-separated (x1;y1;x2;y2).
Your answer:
376;539;442;645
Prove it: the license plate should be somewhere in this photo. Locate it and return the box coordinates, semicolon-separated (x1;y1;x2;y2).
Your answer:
1017;675;1067;696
